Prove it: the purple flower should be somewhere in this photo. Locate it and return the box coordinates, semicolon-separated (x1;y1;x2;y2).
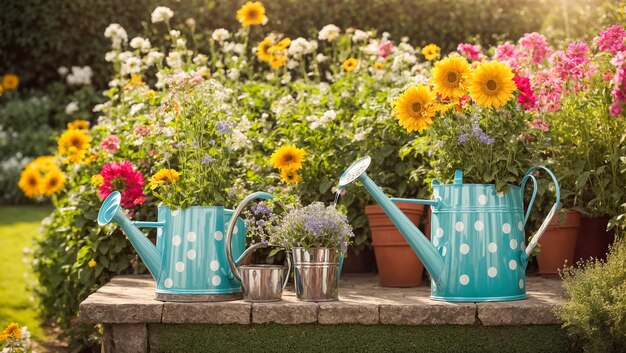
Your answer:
201;155;214;165
217;121;234;135
458;134;469;143
191;141;200;148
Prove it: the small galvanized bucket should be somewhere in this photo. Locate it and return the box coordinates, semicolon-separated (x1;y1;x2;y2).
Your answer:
293;247;340;302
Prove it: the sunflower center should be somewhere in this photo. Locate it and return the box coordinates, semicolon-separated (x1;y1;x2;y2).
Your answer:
412;102;422;113
70;137;82;148
28;176;38;186
446;72;458;85
111;176;127;191
486;79;498;92
284;154;294;162
48;177;58;187
247;9;258;19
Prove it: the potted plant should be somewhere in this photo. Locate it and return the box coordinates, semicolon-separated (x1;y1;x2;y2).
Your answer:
270;202;354;301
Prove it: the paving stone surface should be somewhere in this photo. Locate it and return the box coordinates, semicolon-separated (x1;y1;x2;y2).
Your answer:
80;274;565;325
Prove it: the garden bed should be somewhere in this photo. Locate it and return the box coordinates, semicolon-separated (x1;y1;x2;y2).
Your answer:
80;274;572;352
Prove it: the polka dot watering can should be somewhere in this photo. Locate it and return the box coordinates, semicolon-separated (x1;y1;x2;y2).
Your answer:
339;156;560;302
97;190;273;302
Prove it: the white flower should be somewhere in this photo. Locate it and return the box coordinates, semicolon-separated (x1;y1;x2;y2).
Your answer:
166;52;183;70
130;103;145;116
193;54;208;65
57;66;68;76
211;28;230;42
307;109;337;129
117;51;133;63
121;56;142;76
144;51;164;66
288;37;316;57
316;53;328;63
66;66;93;85
108;79;121;87
104;23;128;49
227;68;240;81
233;43;245;54
352;29;369;42
130;37;151;53
169;30;180;39
318;24;340;41
155;72;166;89
105;51;117;62
185;18;196;28
65;101;79;115
151;6;174;23
280;72;292;84
175;38;187;49
93;103;106;112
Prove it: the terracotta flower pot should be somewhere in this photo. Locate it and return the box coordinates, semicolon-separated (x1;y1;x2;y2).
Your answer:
341;246;375;273
574;216;615;263
366;202;428;287
536;211;581;278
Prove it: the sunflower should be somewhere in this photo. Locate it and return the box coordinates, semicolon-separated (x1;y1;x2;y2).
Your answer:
270;145;306;170
431;55;470;98
149;168;180;189
2;323;21;339
268;38;291;54
394;84;437;133
67;119;90;130
269;55;287;69
422;44;441;61
236;1;267;27
468;61;516;108
29;156;57;173
58;129;91;155
18;168;41;198
2;74;19;90
343;58;359;72
373;62;385;70
281;168;302;184
41;169;66;196
256;38;275;62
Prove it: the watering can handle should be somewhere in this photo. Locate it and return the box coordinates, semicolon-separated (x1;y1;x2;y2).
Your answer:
520;166;560;261
225;191;274;282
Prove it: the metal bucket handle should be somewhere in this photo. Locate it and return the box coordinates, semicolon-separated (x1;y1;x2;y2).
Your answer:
225;191;290;289
519;166;561;262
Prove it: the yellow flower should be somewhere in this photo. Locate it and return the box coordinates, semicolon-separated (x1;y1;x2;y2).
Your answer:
422;44;441;61
41;169;66;196
88;259;96;268
342;58;359;72
394;84;437;133
280;167;302;184
236;1;267;27
270;145;306;170
18;167;42;198
29;156;57;173
431;55;470;98
67;119;90;130
256;38;275;62
373;62;385;70
144;90;156;98
268;38;291;54
91;174;104;187
269;55;287;69
149;169;180;190
58;129;91;155
2;74;19;90
2;323;21;339
468;61;516;109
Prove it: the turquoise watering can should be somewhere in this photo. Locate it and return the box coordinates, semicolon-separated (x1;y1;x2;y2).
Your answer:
339;156;560;302
97;191;273;302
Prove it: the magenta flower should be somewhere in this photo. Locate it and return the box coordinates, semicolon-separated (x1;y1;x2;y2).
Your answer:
378;41;393;59
610;103;623;117
100;135;121;154
98;161;145;208
518;32;552;65
457;43;483;61
513;75;537;110
596;24;626;55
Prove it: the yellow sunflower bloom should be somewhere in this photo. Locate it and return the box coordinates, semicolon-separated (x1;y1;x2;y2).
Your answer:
394;84;437;133
269;55;287;69
256;38;275;62
236;1;267;27
268;38;291;54
374;62;385;70
280;168;302;184
58;129;91;155
88;259;96;268
29;156;57;173
18;167;42;198
149;168;180;190
431;55;470;98
468;61;516;109
2;323;21;339
41;169;66;196
270;145;306;170
67;119;90;130
2;74;19;90
422;44;441;61
343;58;359;72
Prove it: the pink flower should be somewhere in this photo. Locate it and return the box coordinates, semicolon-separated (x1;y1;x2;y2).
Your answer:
100;135;120;153
98;161;145;208
603;70;614;81
609;103;623;117
531;119;550;132
532;70;563;113
457;43;483;61
518;32;552;65
513;75;537;110
133;125;151;136
378;41;393;59
596;24;626;55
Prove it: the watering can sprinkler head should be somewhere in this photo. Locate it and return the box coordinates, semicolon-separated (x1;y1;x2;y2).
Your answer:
338;156;372;188
98;191;122;226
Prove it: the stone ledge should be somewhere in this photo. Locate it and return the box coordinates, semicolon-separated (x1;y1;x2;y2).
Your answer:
79;274;565;326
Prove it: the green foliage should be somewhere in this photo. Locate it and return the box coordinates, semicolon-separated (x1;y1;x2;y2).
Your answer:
557;240;626;352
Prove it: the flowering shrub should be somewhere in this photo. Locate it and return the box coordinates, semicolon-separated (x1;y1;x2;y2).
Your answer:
0;323;32;353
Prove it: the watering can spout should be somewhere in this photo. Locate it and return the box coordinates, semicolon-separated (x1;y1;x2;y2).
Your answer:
338;157;444;284
98;191;162;279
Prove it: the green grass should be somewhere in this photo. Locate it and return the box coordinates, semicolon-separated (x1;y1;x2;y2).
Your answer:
0;205;52;340
149;324;582;353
